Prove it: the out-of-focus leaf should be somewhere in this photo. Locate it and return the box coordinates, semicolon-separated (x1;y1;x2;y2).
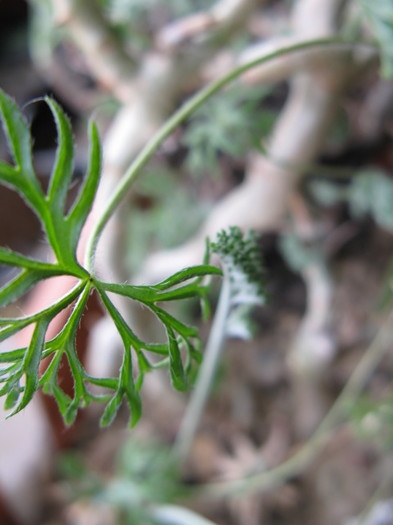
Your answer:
349;169;393;231
309;179;347;206
358;0;393;78
279;234;319;273
183;85;272;175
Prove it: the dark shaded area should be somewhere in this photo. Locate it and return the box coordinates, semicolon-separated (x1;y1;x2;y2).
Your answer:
0;0;28;62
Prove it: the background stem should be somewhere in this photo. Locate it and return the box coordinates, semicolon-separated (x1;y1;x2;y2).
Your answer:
174;276;231;462
84;38;348;270
198;308;393;499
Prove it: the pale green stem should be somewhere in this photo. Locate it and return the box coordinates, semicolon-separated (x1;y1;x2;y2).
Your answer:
196;308;393;499
84;38;356;270
174;276;231;461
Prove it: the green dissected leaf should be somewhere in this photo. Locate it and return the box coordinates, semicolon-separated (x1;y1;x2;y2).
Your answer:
0;281;85;343
120;345;142;427
91;298;142;427
39;348;63;389
100;392;123;427
0;88;220;426
97;280;200;415
167;328;187;391
0;322;31;344
0;91;45;217
0;349;25;365
154;265;222;290
63;399;79;426
97;287;143;350
0;93;92;419
101;266;219;303
143;343;168;355
0;247;64;272
100;281;162;303
153;283;207;302
152;305;198;339
0;162;25;192
52;385;73;416
66;120;101;253
4;384;21;411
0;89;35;178
0;269;55;308
96;288;143;426
9;319;49;416
46;97;75;217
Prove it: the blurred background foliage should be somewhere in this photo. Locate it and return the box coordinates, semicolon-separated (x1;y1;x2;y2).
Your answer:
1;0;393;524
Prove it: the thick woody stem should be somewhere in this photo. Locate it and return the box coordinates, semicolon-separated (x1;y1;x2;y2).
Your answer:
199;307;393;499
136;40;371;285
157;0;258;51
287;193;335;437
52;0;138;103
132;0;372;444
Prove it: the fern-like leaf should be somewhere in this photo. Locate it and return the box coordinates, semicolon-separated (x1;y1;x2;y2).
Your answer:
0;89;221;427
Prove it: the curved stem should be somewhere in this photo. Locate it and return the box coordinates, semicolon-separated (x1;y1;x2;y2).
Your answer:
174;276;231;461
85;38;359;270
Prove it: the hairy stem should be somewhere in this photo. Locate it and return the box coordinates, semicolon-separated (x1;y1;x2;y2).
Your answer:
85;38;355;271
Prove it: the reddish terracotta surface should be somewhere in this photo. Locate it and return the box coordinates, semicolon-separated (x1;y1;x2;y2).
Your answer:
0;493;21;525
14;275;103;448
